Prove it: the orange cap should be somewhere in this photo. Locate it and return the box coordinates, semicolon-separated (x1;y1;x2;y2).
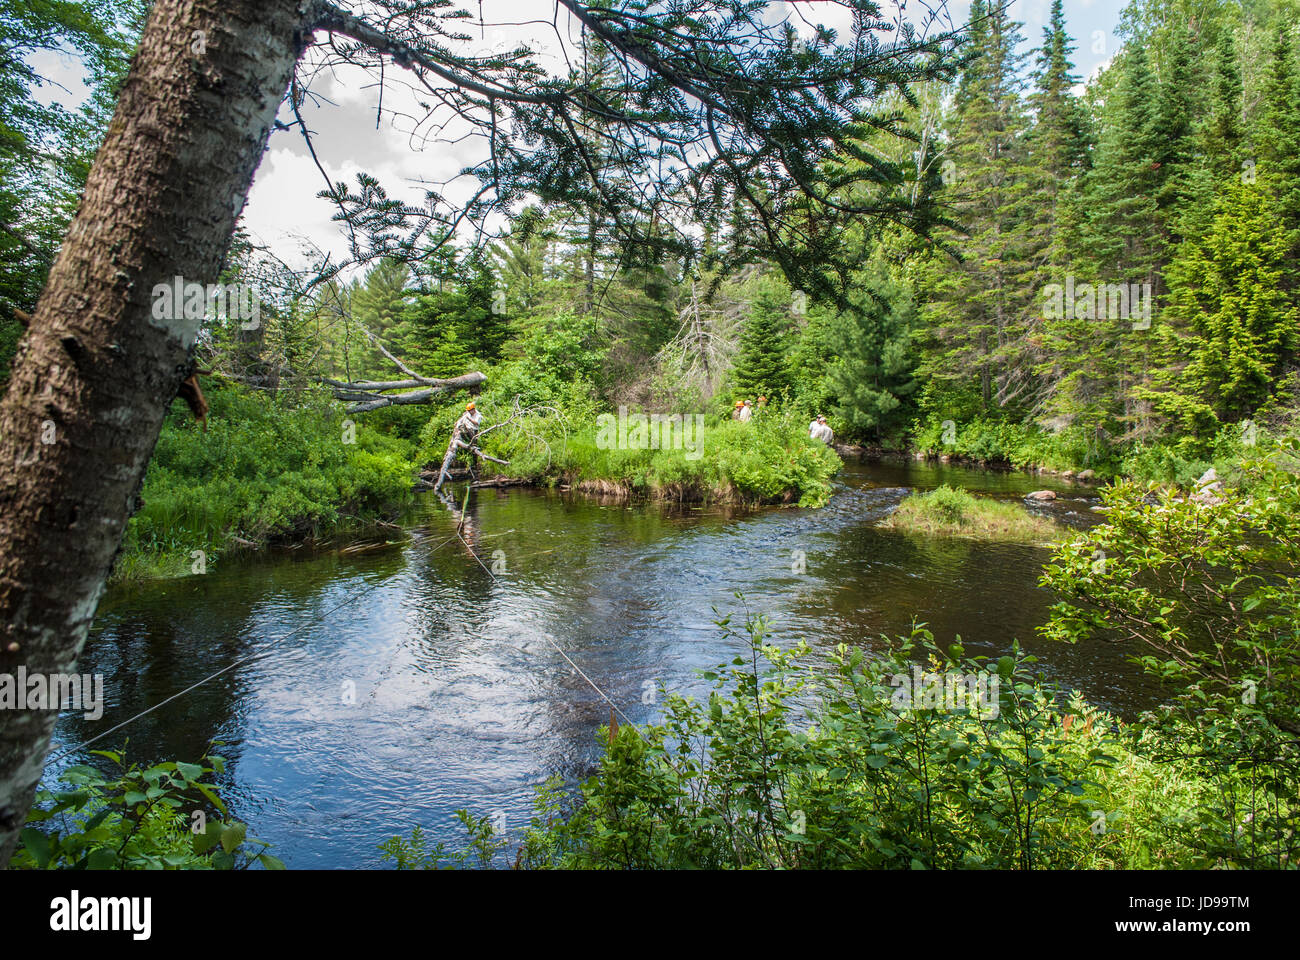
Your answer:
734;400;744;407
466;402;476;411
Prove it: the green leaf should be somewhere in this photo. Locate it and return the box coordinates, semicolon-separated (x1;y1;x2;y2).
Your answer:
20;828;51;868
86;846;118;870
193;826;220;855
195;783;227;815
220;821;247;854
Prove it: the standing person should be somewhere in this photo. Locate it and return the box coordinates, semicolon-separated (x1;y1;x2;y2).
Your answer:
738;399;753;422
732;400;745;420
808;414;821;439
814;416;834;445
756;396;767;417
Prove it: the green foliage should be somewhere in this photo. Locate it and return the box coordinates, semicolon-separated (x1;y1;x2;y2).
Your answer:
791;249;919;442
1154;179;1299;431
883;484;1060;542
1040;451;1300;866
474;399;841;507
378;811;510;870
115;381;416;580
1041;451;1300;732
731;276;793;403
497;613;1126;869
13;748;283;870
911;415;1096;472
442;598;1296;870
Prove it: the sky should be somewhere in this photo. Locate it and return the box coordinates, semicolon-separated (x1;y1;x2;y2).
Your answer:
29;1;1130;272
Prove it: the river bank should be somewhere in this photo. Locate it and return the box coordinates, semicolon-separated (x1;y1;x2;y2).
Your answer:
470;411;844;508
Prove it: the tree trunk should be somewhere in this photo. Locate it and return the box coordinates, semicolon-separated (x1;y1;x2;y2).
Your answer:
0;0;311;866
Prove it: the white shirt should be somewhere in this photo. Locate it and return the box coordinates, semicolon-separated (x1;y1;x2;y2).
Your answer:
457;410;482;436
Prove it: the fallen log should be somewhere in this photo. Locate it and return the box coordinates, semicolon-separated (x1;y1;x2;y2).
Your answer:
322;370;487;413
470;476;532;489
318;325;486;413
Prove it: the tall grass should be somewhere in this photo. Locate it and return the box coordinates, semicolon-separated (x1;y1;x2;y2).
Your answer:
882;485;1060;542
116;381;416;581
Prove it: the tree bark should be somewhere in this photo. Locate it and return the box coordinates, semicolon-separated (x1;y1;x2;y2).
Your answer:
0;0;312;866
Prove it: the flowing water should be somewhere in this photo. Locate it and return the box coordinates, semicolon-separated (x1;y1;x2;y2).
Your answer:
46;459;1163;867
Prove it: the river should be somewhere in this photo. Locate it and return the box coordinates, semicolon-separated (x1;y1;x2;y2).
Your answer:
46;459;1162;867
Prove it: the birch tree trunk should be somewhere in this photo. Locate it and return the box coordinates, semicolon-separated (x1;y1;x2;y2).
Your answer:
0;0;311;866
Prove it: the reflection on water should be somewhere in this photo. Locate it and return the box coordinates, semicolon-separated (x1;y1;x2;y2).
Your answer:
49;459;1161;867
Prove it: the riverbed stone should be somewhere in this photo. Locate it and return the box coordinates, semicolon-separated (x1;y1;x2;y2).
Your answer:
1026;490;1056;501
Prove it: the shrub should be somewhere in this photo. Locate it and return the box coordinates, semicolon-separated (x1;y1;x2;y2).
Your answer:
14;748;282;870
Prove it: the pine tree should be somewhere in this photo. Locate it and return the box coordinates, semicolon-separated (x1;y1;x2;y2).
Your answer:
921;1;1040;414
1254;20;1300;326
1176;27;1246;242
1154;179;1299;433
1152;22;1200;236
824;254;918;439
731;276;792;401
1051;43;1165;443
1028;0;1089;187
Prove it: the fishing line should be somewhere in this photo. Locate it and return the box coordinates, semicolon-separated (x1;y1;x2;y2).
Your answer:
41;531;463;769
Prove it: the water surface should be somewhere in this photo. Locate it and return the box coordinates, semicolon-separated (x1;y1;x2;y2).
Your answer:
48;459;1159;867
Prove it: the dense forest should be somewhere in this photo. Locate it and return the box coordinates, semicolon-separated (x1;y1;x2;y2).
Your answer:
0;0;1297;885
6;1;1300;569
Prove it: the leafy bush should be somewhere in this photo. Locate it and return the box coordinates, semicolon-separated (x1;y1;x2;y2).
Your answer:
912;416;1099;473
116;380;416;580
1040;449;1300;866
14;748;283;870
487;613;1121;869
422;603;1294;870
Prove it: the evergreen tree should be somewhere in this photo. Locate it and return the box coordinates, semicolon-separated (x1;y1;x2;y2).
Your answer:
1254;20;1300;322
1051;43;1165;443
1028;0;1089;187
922;1;1040;414
1154;179;1299;432
824;255;918;439
351;258;413;376
732;276;793;401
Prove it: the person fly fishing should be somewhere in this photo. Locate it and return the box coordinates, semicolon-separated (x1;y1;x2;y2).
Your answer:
456;401;482;443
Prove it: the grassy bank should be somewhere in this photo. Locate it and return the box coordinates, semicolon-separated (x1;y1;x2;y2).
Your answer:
880;485;1060;542
424;398;843;508
113;382;417;582
910;415;1291;487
